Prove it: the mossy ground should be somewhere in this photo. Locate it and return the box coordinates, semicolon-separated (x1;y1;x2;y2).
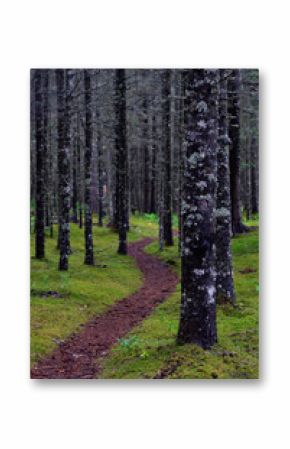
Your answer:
30;214;158;365
100;217;259;379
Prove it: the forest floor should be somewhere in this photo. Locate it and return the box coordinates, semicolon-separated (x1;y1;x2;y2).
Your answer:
30;214;167;366
100;217;259;379
31;214;259;379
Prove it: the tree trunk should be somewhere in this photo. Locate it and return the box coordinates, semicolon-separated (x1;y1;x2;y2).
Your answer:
216;70;236;305
34;69;45;259
56;69;70;270
177;69;218;349
251;136;258;214
162;70;174;246
150;115;156;214
71;141;78;223
84;70;95;265
115;69;128;255
228;69;248;234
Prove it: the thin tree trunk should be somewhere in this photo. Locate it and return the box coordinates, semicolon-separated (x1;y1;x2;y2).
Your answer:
216;70;236;305
56;69;70;270
251;136;258;214
97;125;104;227
72;141;78;223
115;69;128;255
162;70;174;246
228;69;248;234
34;69;45;258
150;115;156;214
84;70;94;265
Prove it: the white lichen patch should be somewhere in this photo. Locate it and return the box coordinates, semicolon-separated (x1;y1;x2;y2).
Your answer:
207;285;216;304
196;101;208;113
197;119;207;129
215;207;231;218
194;268;205;276
196;180;207;191
188;153;198;167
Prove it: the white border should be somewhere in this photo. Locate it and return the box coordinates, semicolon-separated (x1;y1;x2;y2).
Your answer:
0;1;289;448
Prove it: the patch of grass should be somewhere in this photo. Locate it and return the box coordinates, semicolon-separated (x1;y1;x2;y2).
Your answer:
128;213;159;241
128;212;178;241
100;218;259;379
31;215;158;365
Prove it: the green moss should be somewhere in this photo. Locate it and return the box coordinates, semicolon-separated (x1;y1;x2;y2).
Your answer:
30;215;159;365
100;218;259;379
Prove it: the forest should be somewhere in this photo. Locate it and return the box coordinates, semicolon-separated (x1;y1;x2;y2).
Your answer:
30;68;259;379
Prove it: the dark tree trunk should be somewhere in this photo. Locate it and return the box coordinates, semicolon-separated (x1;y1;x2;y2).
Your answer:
96;126;104;227
84;70;95;265
34;69;45;259
115;69;128;255
216;70;236;305
162;70;174;246
251;136;258;214
42;71;49;231
177;69;218;349
56;69;70;270
72;142;78;223
150;118;156;214
143;99;150;213
113;137;120;231
76;113;83;229
228;69;248;234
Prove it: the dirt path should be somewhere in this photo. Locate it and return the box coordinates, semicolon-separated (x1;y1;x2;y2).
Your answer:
31;238;179;379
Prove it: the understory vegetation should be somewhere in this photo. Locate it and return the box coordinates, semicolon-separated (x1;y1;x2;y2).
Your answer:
99;216;259;379
30;215;156;364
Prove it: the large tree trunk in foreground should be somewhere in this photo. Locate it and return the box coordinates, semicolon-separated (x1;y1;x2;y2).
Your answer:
84;70;94;265
34;69;45;259
216;70;236;305
162;70;174;246
228;69;248;234
177;69;218;349
56;69;70;270
115;69;128;255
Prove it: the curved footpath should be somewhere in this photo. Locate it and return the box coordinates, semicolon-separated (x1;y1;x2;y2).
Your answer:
31;238;179;379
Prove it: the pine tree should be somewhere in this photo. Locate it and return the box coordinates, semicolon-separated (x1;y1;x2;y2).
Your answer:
56;69;71;270
115;69;128;255
216;70;236;304
34;69;45;259
162;69;174;246
228;69;248;234
177;69;218;348
84;70;95;265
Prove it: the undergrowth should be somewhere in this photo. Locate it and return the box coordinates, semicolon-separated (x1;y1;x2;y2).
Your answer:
100;217;259;379
30;214;159;365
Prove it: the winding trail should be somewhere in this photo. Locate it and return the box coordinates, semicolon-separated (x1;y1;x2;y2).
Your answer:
31;238;179;379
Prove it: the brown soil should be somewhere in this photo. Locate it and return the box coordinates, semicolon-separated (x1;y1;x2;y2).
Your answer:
31;238;179;379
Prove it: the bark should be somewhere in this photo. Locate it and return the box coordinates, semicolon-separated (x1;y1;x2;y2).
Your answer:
216;70;236;305
56;69;70;270
150;115;157;214
97;132;104;226
177;69;218;349
115;69;128;255
42;71;49;230
34;69;45;258
162;70;174;246
143;99;150;213
71;141;78;223
84;70;95;265
251;136;258;214
228;69;248;234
